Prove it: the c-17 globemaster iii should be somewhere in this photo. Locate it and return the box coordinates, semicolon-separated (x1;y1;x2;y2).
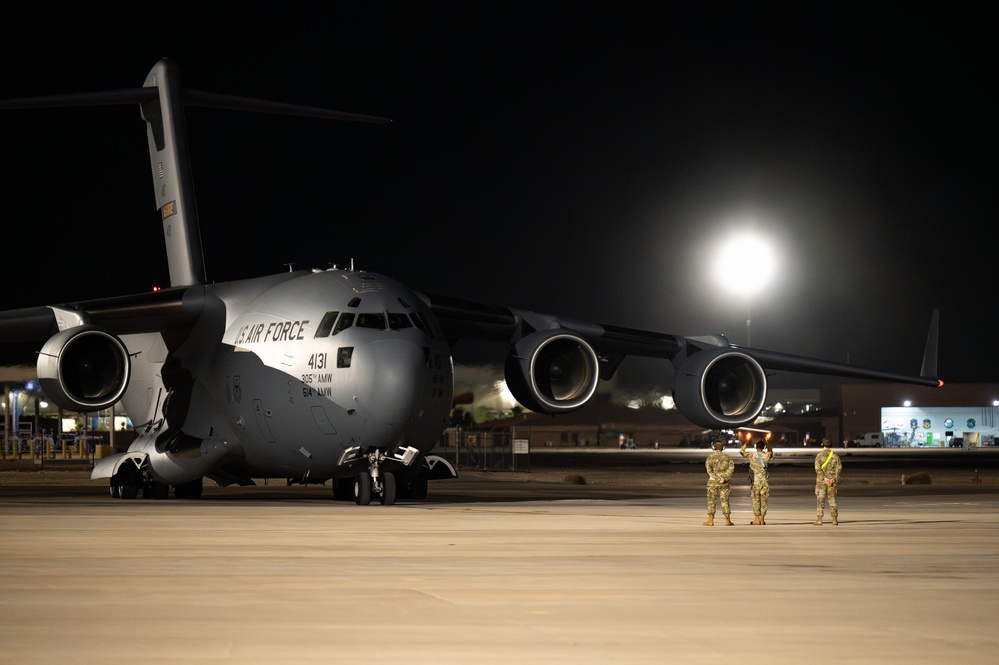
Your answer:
0;59;941;505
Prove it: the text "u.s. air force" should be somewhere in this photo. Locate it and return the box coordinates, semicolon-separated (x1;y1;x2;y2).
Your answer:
234;320;310;345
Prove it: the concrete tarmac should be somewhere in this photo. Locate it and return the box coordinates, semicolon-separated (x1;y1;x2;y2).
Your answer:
1;466;997;664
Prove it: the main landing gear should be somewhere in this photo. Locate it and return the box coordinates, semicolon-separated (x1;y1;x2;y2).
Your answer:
108;459;202;500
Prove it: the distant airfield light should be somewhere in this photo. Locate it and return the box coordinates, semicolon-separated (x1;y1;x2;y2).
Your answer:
494;380;517;410
714;232;777;297
714;232;777;346
903;400;912;407
657;394;675;410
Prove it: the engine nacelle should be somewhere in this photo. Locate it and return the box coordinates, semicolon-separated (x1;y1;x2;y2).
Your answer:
504;330;599;414
37;326;131;412
672;347;767;429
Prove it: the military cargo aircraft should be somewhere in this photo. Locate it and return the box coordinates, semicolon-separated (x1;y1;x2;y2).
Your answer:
0;60;941;505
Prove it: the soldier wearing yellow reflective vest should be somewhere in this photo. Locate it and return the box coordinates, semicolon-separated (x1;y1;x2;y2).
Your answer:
814;438;843;525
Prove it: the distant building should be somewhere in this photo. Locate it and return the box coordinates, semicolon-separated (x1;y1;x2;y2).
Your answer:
452;383;999;451
826;382;999;446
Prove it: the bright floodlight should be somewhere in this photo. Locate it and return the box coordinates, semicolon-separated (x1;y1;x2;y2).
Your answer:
714;233;776;297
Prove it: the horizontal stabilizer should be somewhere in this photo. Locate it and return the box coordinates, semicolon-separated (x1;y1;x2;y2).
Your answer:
183;90;391;124
921;308;939;379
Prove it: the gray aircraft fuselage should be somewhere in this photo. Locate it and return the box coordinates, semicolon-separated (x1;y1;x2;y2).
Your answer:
118;269;452;486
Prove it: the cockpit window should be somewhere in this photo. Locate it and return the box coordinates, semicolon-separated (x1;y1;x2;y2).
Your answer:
413;311;444;342
356;313;386;330
409;312;430;337
332;312;355;335
388;313;413;330
314;311;339;338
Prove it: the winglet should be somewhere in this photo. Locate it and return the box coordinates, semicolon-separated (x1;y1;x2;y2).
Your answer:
920;308;940;382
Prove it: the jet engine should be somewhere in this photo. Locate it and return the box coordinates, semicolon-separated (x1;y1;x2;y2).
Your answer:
37;326;131;412
504;330;599;414
672;347;767;429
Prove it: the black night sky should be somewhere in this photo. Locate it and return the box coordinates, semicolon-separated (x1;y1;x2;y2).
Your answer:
1;3;995;393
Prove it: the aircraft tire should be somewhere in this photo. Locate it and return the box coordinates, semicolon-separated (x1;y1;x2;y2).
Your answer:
109;478;121;499
379;472;396;506
151;482;170;500
333;477;354;501
354;473;372;506
117;464;141;500
119;479;138;500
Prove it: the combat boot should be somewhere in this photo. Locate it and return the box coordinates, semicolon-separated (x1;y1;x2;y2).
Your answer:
702;515;714;526
759;516;766;525
750;516;761;525
813;515;823;526
724;515;734;526
831;511;838;526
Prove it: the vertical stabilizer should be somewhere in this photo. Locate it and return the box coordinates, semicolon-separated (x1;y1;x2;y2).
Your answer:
1;58;387;288
141;60;207;287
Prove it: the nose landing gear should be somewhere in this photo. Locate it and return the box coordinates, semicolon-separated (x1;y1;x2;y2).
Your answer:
337;444;419;506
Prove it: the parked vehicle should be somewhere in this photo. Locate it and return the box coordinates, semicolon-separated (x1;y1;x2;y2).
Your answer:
853;432;883;447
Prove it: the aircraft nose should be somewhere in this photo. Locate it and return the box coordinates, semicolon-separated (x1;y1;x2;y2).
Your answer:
354;339;424;425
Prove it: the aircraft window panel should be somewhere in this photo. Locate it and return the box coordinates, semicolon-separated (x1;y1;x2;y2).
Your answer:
348;297;361;308
337;347;354;368
415;312;444;342
356;313;386;330
409;313;430;336
314;311;340;338
332;312;355;335
388;313;413;330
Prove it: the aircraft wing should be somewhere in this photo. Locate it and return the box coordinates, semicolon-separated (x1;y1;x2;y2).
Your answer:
0;288;203;344
421;291;940;429
0;57;941;438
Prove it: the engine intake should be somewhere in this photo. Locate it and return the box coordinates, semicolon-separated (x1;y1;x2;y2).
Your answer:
37;327;131;412
672;347;767;429
504;330;599;414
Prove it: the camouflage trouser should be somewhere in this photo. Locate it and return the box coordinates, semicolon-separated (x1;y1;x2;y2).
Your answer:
706;483;731;516
751;481;770;517
816;481;838;515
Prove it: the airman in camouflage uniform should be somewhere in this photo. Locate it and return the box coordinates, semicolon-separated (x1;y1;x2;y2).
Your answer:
703;440;735;526
740;438;773;525
814;438;842;525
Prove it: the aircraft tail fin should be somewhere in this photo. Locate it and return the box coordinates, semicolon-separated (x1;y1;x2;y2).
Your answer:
920;308;940;380
1;58;390;289
140;60;390;287
142;60;206;287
